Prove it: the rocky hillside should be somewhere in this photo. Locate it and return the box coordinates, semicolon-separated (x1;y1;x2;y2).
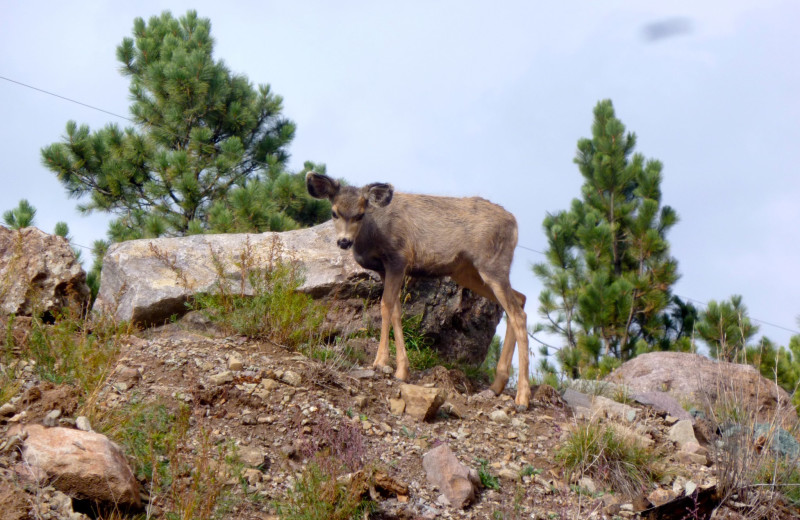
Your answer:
2;224;799;519
3;311;800;520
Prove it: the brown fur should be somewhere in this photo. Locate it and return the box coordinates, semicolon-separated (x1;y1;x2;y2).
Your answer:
307;173;530;407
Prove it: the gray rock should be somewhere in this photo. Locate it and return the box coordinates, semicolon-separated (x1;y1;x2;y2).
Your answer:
209;371;234;385
606;351;797;428
489;409;510;424
43;409;62;427
668;420;698;448
94;222;501;364
632;391;693;422
75;416;92;432
281;370;302;387
0;226;90;317
400;384;446;422
561;388;593;411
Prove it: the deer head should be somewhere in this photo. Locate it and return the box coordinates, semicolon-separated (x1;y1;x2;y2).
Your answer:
306;172;393;250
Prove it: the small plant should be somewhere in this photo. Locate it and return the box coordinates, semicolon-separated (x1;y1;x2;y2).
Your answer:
274;462;374;520
556;420;662;497
520;465;541;478
100;400;234;519
476;458;501;491
400;425;416;439
193;238;327;348
276;413;373;520
388;313;441;371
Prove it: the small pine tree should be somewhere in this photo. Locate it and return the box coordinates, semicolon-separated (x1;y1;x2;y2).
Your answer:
533;100;682;378
696;295;759;362
41;10;326;241
3;199;37;229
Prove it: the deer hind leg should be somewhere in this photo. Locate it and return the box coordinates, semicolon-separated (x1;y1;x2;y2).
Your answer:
451;267;517;394
480;274;530;408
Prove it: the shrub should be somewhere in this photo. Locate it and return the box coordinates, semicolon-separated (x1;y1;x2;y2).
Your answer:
193;237;327;348
556;420;662;497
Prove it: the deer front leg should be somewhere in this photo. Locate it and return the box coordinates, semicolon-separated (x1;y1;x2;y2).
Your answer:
372;294;393;370
390;294;409;381
371;270;409;380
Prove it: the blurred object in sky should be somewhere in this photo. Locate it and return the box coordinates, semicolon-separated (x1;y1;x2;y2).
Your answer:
643;17;693;42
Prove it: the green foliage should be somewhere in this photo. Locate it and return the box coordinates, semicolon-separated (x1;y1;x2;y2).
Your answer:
193;241;326;348
745;335;800;410
53;221;69;238
389;313;442;371
41;10;328;249
476;458;501;490
696;295;759;362
274;462;374;520
2;199;36;229
23;311;126;394
533;99;684;377
556;420;663;497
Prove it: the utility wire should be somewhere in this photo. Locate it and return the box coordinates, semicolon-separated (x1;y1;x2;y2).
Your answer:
0;75;136;123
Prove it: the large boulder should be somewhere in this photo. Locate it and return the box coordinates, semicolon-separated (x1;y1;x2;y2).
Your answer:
0;226;90;317
94;222;502;364
8;424;141;509
605;352;797;428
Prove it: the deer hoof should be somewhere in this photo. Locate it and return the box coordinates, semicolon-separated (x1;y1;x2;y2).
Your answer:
394;367;409;381
514;390;531;410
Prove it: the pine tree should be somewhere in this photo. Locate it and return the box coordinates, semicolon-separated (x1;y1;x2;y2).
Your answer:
533;100;682;378
2;199;37;229
41;10;326;240
696;295;759;362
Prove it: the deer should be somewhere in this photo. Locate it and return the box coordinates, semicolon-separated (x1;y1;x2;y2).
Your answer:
306;172;531;408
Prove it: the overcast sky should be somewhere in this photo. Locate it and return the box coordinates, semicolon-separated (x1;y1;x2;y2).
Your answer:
2;1;798;353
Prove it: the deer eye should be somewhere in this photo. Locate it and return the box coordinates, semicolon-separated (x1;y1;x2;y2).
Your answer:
331;210;339;220
353;213;364;222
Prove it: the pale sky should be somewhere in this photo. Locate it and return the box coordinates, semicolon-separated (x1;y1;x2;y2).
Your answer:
2;1;798;353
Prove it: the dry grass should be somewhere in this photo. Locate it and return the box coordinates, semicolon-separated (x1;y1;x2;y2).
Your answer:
702;352;800;518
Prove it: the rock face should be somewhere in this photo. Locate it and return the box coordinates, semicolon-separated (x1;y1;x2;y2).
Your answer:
0;226;90;317
94;221;502;364
605;351;797;428
9;424;141;509
422;443;481;508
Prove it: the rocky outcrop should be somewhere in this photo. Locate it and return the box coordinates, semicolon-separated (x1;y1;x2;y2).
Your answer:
94;221;502;364
0;226;90;317
8;424;141;509
605;351;797;428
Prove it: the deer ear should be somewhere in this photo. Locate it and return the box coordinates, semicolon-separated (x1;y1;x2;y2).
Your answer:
306;172;340;200
365;183;394;208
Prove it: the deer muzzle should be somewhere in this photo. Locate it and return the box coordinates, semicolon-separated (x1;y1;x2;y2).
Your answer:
337;238;353;250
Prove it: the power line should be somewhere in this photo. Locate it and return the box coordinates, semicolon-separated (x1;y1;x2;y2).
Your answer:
0;75;136;123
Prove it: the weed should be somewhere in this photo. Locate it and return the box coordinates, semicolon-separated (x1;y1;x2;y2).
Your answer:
276;412;374;520
476;458;501;490
99;400;234;519
193;237;327;348
274;462;374;520
556;420;662;497
388;313;441;371
520;465;541;477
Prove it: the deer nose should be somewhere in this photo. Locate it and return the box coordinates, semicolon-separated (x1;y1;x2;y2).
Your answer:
337;238;353;250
